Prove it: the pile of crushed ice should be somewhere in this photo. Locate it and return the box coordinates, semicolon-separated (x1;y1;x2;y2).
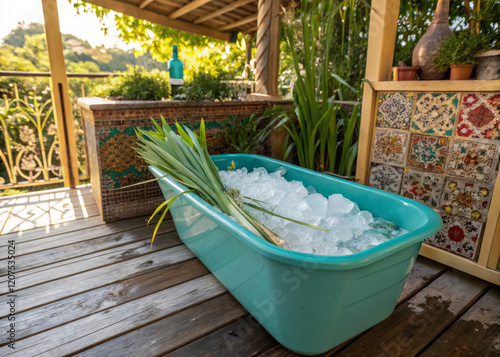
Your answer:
219;166;409;256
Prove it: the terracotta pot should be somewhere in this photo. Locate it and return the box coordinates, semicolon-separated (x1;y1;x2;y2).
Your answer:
450;64;475;80
412;0;452;80
393;67;420;81
475;50;500;80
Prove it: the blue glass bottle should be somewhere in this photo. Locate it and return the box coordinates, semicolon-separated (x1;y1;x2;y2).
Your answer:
168;45;184;95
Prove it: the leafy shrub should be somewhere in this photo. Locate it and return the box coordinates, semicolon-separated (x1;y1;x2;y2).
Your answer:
174;71;235;101
432;32;492;71
96;66;170;100
223;107;285;154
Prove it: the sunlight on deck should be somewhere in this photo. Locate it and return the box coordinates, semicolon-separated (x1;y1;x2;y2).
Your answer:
0;184;99;235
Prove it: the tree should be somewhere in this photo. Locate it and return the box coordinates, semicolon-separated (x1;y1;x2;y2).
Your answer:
68;0;247;80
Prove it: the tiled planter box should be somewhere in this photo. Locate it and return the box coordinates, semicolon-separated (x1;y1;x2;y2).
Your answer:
78;98;291;222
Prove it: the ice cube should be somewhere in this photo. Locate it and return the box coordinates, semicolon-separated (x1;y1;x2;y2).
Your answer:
307;186;317;194
304;193;328;218
275;167;287;176
218;165;407;257
327;194;355;216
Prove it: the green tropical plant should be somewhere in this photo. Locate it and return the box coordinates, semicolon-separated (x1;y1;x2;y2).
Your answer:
174;71;235;101
280;0;360;176
223;107;285;154
432;31;492;71
96;66;170;100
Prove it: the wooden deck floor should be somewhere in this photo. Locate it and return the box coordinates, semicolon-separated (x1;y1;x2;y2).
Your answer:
1;187;499;356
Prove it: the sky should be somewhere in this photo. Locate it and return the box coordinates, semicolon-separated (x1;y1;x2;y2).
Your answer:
0;0;140;50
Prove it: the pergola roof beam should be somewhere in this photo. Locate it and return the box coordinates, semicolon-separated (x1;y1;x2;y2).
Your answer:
83;0;230;41
243;25;257;34
219;14;257;31
194;0;255;24
139;0;154;9
169;0;213;19
155;0;181;8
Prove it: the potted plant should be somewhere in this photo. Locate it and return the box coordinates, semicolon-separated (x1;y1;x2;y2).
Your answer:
392;62;420;81
433;31;490;80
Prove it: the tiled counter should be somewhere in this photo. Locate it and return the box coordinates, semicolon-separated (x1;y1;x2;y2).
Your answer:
357;81;500;284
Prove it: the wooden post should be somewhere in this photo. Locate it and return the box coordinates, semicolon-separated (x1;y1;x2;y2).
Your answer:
355;0;401;184
42;0;80;187
244;34;254;79
255;0;280;96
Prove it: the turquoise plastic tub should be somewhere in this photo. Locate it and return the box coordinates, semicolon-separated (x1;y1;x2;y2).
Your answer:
149;154;442;355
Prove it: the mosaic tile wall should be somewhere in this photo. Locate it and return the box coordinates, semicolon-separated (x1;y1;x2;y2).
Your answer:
82;100;292;222
369;92;500;260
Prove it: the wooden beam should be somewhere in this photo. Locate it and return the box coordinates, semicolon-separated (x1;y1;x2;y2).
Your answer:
355;0;400;185
255;0;280;96
83;0;231;41
41;0;80;188
194;0;255;24
169;0;212;19
371;79;500;92
139;0;155;9
219;14;257;31
420;244;500;284
243;25;258;34
156;0;180;7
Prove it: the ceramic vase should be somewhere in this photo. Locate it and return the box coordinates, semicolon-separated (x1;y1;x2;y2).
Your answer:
475;50;500;80
412;0;452;80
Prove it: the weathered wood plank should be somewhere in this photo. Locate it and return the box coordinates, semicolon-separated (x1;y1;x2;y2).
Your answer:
256;256;449;357
1;218;173;256
334;270;489;357
398;256;447;303
0;215;105;243
0;203;100;234
167;315;276;357
49;202;101;223
77;294;246;357
257;345;298;357
0;186;92;209
420;286;500;357
8;275;225;356
0;223;174;275
1;201;51;234
0;245;195;316
0;231;180;292
0;259;209;343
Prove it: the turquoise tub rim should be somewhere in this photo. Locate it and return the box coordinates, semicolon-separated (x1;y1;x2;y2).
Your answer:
149;154;442;271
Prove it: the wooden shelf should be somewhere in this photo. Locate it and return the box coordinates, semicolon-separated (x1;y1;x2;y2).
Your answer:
371;79;500;92
420;244;500;284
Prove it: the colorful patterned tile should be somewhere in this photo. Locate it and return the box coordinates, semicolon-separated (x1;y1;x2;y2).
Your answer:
408;134;449;173
411;92;459;136
446;139;500;181
376;92;414;130
400;169;444;208
439;178;492;222
369;164;404;194
457;93;500;139
423;235;434;245
431;214;483;260
371;129;409;167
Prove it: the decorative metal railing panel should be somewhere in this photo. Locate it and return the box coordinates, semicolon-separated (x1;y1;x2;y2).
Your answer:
0;92;63;187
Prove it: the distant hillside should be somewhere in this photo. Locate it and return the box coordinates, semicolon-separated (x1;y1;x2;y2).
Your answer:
1;22;168;73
